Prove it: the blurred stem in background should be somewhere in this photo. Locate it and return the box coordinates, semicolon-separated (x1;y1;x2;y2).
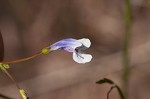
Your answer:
0;93;12;99
122;0;132;98
148;0;150;6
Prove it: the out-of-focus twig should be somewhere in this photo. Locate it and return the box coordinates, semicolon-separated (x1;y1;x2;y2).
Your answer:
147;0;150;6
122;0;132;98
0;93;13;99
0;31;4;61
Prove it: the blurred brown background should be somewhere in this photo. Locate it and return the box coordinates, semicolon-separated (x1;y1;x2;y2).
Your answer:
0;0;150;99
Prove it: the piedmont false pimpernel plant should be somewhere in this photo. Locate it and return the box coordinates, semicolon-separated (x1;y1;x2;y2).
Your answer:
0;35;92;99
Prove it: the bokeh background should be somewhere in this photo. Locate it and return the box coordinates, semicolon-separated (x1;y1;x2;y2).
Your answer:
0;0;150;99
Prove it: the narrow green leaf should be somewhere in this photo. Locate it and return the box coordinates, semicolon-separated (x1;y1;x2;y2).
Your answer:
96;78;114;84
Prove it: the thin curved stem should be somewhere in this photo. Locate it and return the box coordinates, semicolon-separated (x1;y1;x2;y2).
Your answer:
115;85;125;99
106;85;125;99
0;52;42;64
0;47;51;64
1;67;20;89
107;86;115;99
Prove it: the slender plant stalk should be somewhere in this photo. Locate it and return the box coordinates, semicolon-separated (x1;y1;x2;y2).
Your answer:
107;86;114;99
0;48;50;99
96;78;125;99
0;47;51;64
107;85;125;99
1;68;20;89
122;0;132;98
115;85;125;99
1;52;42;64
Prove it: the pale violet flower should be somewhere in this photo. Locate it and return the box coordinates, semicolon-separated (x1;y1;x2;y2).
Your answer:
49;38;92;64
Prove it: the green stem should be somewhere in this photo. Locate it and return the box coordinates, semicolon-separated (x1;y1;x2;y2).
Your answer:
107;85;125;99
1;68;20;89
1;52;42;64
0;47;51;64
96;78;125;99
122;0;132;98
107;86;114;99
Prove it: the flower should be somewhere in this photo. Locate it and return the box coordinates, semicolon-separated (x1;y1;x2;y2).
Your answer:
49;38;92;64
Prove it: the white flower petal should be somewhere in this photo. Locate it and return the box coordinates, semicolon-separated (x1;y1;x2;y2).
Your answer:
73;52;92;64
77;38;91;48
